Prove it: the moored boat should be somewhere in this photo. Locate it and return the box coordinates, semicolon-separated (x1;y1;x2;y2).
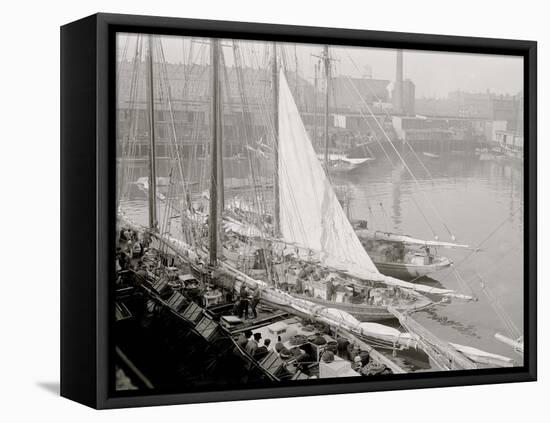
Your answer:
291;291;432;322
370;258;451;280
353;225;471;279
422;152;440;159
317;153;374;173
113;36;519;392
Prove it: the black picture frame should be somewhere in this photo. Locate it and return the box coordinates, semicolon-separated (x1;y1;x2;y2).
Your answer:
60;12;537;409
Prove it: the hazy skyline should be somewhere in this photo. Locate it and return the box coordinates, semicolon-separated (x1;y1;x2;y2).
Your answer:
118;34;523;98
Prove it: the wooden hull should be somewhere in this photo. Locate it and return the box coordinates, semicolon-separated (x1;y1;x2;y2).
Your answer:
291;294;430;322
373;259;451;280
222;247;256;268
293;294;391;321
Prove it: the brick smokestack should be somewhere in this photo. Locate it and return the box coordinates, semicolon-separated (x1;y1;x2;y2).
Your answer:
394;49;403;113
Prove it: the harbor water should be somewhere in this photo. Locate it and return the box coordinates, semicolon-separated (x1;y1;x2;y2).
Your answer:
337;152;524;361
120;151;524;364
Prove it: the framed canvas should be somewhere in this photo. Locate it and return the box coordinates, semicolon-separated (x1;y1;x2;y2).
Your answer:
60;13;536;409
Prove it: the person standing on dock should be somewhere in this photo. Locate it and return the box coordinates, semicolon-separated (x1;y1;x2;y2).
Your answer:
250;286;261;319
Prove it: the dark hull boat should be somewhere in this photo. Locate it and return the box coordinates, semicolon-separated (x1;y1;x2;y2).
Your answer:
354;227;469;280
373;258;451;280
291;293;432;322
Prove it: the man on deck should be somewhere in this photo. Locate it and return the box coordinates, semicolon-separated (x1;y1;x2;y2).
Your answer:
245;333;262;356
250;286;261;319
326;278;333;301
254;339;271;360
239;284;250;319
237;329;253;349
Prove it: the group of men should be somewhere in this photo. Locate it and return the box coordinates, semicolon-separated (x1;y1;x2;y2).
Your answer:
237;330;272;360
236;328;390;377
235;283;261;319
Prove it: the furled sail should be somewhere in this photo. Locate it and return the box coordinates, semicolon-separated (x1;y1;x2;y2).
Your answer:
356;229;472;250
278;72;380;278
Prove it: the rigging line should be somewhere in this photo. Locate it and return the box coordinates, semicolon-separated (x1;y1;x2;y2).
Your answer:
367;204;378;230
476;274;521;339
160;167;176;247
341;51;450;212
344;74;456;241
344;50;434;180
433;207;522;290
451;266;476;298
116;34;131;101
167;42;210;244
339;79;395;165
118;34;138;190
466;245;522;286
125;41;143;199
241;43;281;215
404;140;435;182
444;248;523;337
232;41;263;217
294;44;299;101
180;38;194;105
155;38;195;241
364;142;375;159
185;43;209;204
120;35;144;203
378;202;391;232
453;206;522;270
116;36;133;203
330;61;372;161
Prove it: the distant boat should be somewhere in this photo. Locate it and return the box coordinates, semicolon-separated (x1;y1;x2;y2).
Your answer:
499;144;523;162
422;152;440;159
317;153;374;172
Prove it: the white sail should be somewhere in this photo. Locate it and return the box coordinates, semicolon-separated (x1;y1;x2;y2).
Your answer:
278;72;380;277
276;73;474;299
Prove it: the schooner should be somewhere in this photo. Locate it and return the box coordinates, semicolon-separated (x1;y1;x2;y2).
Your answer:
116;36;518;378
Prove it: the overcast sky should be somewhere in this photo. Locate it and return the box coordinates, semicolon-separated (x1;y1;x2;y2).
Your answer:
118;34;523;98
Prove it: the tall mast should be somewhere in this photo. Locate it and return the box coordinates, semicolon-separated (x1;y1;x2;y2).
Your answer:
313;61;319;149
272;42;280;237
146;35;158;230
209;38;221;267
323;45;331;171
217;50;225;223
